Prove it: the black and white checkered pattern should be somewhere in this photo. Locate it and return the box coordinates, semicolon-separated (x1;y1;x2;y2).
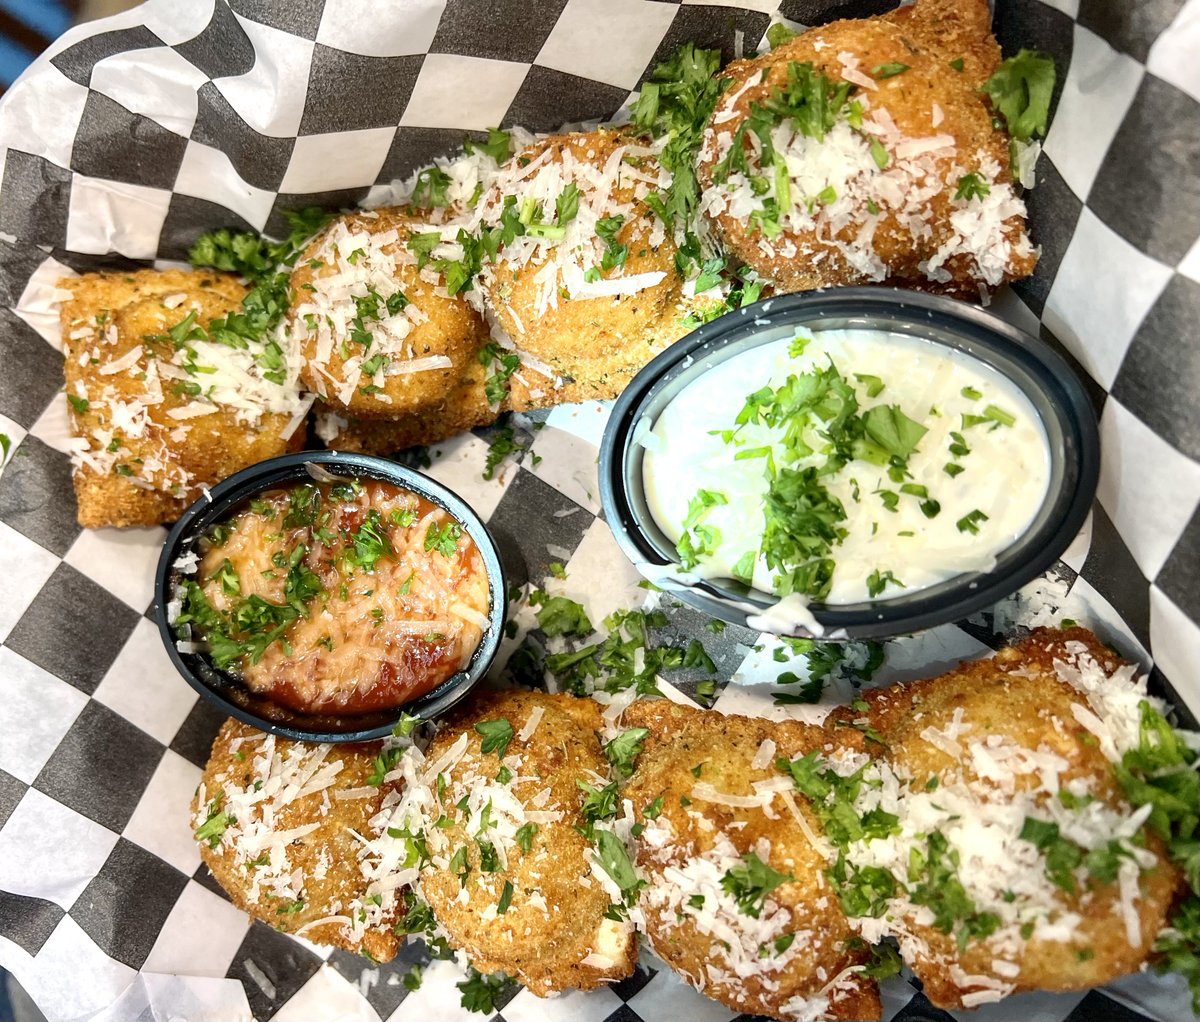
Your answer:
0;1;1197;1019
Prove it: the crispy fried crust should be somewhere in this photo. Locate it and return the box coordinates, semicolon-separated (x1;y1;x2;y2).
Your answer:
622;700;882;1022
698;0;1035;298
195;719;401;961
290;208;489;419
59;269;302;528
316;356;495;455
826;628;1181;1008
419;689;637;994
480;129;693;404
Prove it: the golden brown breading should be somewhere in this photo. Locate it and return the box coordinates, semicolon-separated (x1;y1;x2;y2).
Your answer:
622;700;882;1022
194;719;402;961
697;0;1036;298
59;269;303;528
825;628;1181;1009
316;355;495;455
477;129;695;404
416;689;637;995
289;207;489;419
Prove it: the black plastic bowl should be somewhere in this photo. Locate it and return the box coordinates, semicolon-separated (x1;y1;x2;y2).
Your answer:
154;451;506;742
599;288;1099;640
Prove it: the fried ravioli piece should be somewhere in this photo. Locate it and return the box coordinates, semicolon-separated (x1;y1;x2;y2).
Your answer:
415;690;636;994
622;700;882;1022
823;628;1181;1009
58;269;305;527
697;0;1036;297
315;356;495;455
193;719;404;961
289;207;489;418
475;129;695;404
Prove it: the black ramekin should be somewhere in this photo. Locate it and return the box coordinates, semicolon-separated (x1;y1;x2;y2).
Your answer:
154;450;506;742
599;287;1100;640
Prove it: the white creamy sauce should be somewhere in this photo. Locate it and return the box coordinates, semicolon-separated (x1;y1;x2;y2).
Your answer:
641;328;1050;605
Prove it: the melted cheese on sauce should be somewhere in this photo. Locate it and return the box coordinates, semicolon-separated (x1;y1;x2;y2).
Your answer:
641;328;1051;604
194;479;490;714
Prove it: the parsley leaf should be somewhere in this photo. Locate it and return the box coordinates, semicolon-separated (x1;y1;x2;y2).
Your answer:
720;852;794;918
474;719;514;758
955;172;991;201
424;521;462;557
862;405;928;459
464;128;513;162
457;968;515;1014
531;592;593;637
604;727;650;780
592;828;644;904
981;50;1056;142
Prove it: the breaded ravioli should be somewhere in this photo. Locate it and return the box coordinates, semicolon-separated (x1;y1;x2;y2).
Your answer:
193;719;405;961
697;0;1036;297
473;129;694;404
822;629;1181;1009
289;207;489;418
414;690;636;994
58;269;305;527
622;700;882;1022
314;356;494;456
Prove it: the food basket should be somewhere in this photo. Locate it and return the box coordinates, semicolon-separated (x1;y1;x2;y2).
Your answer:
0;1;1196;1020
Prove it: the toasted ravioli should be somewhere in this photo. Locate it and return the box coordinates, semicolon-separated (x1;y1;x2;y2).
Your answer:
315;357;494;456
822;628;1181;1009
622;700;882;1022
475;129;694;404
194;719;404;961
697;0;1036;297
290;207;489;418
59;269;304;528
414;689;636;994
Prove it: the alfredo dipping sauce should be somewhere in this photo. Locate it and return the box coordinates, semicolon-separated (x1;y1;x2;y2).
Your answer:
640;328;1051;604
171;476;491;714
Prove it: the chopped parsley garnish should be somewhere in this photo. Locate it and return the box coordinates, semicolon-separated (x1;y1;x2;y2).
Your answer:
591;828;645;905
478;342;521;405
954;172;991;201
457;968;515;1014
449;845;471;888
908;831;1001;950
424;521;462;557
497;880;514;914
578;779;619;836
530;591;592;637
869;137;889;170
632;43;728;231
604;727;651;780
392;712;422;738
67;393;89;413
514;823;538;854
866;568;903;598
956;509;989;535
412;166;453;208
194;791;234;847
720;852;794;918
871;62;909;78
483;425;525;480
464;127;513;163
981;50;1056;142
676;488;728;569
346;509;393;571
766;23;798;49
595;216;629;271
643;796;665;820
474;718;514;758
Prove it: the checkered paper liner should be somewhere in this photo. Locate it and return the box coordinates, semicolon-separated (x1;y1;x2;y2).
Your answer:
0;0;1197;1019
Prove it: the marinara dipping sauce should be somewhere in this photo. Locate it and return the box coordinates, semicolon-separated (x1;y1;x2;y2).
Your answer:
173;477;491;715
